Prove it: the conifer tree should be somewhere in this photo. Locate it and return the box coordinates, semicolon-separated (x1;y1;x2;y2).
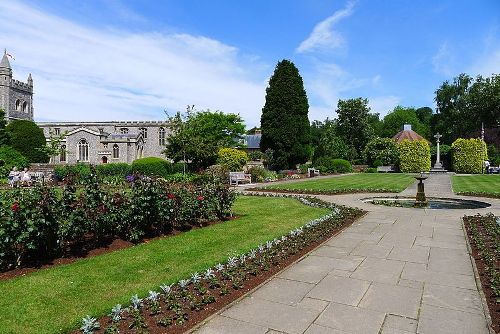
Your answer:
260;60;311;170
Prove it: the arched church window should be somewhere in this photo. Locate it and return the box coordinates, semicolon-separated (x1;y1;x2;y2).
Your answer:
158;127;166;145
60;145;66;162
113;144;119;159
22;101;28;112
78;139;89;162
15;100;20;111
140;127;148;139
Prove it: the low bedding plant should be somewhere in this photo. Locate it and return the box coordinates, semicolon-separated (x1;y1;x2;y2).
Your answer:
463;213;499;332
0;169;235;271
78;194;362;334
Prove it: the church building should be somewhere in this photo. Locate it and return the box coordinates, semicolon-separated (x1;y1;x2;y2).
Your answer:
0;50;169;165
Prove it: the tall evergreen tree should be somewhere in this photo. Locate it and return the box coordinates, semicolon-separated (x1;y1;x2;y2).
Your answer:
0;109;9;147
260;60;311;170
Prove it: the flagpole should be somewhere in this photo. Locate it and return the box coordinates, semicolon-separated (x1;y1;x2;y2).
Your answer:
481;122;484;174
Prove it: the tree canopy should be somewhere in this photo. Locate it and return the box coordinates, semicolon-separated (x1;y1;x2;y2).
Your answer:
434;73;500;143
0;109;9;147
163;107;245;169
381;106;430;139
5;120;48;163
260;59;311;170
335;98;373;161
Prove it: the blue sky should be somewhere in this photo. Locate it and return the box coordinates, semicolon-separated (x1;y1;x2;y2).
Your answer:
0;0;498;127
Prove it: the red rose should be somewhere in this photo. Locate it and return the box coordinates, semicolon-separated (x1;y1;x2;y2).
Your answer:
11;202;19;212
167;194;175;199
197;196;204;201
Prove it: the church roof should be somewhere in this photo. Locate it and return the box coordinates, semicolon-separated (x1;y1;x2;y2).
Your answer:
0;50;11;69
392;125;427;143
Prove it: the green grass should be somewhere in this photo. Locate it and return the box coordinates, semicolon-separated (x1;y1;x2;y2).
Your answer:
0;196;329;334
263;173;415;193
452;174;500;197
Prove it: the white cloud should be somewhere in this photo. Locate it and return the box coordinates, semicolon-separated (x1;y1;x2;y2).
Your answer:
432;42;455;76
296;1;355;53
368;95;401;117
303;60;380;121
468;49;500;77
0;1;268;126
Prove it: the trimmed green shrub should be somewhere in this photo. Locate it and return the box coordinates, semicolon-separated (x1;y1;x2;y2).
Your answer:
53;163;92;182
95;163;131;178
248;151;264;161
331;159;353;173
398;139;431;173
5;120;48;163
131;157;173;178
451;138;488;174
248;166;266;182
298;163;312;174
0;146;29;176
314;157;352;173
216;148;248;171
365;167;378;173
363;137;399;167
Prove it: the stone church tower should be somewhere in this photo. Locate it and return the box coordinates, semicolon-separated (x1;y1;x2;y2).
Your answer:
0;49;34;121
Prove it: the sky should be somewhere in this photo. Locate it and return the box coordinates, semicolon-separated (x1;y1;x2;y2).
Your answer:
0;0;499;127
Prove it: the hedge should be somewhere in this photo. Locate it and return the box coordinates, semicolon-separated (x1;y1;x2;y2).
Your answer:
452;138;487;174
398;139;431;173
314;157;352;174
95;163;132;178
0;146;29;176
131;157;175;178
216;148;248;171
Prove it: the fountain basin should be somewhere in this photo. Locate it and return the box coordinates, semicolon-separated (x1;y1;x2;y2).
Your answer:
362;196;491;209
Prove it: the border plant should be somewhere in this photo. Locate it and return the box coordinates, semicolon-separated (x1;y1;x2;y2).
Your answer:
463;213;499;332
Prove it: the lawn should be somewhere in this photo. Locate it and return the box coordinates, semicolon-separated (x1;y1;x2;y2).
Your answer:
263;173;415;193
0;196;329;334
452;174;500;197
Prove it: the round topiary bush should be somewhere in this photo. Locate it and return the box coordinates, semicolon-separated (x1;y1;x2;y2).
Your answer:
131;157;173;177
331;159;353;173
216;148;248;171
0;146;29;176
5;120;48;163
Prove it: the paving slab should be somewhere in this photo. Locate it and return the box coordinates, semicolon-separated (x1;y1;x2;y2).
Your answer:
314;302;385;334
194;315;268;334
306;274;371;305
310;245;350;259
221;297;321;334
383;314;418;333
418;304;489;334
387;246;430;264
427;247;472;275
303;324;350;334
351;241;393;259
350;257;405;284
358;283;421;318
422;284;484;315
250;277;314;306
401;262;477;290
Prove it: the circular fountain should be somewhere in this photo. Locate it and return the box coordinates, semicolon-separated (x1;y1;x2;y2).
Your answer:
363;173;491;209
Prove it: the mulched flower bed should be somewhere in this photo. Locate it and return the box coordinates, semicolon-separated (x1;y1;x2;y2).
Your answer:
463;213;500;333
0;217;238;281
246;187;397;195
76;196;364;334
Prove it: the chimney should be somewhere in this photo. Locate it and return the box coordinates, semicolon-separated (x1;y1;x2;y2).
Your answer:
403;124;412;131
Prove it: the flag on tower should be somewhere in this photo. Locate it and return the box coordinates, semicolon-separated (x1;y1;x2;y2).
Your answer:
6;53;15;60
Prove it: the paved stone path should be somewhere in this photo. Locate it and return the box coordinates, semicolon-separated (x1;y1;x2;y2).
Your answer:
194;174;499;334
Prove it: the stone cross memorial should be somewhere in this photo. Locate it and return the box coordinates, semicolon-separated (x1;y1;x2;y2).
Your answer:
431;133;446;172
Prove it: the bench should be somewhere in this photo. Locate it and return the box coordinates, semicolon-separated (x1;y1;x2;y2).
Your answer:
307;168;320;177
229;172;252;186
377;165;396;173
